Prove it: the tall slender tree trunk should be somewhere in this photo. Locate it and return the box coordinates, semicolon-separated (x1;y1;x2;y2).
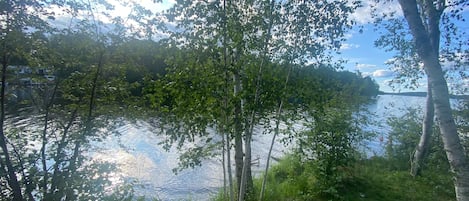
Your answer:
398;1;469;200
222;1;234;199
238;127;252;201
411;82;434;176
234;71;244;194
239;2;275;200
226;131;235;201
1;58;24;201
47;107;78;200
410;0;441;177
260;63;292;201
427;56;469;201
9;141;35;201
222;129;227;199
41;80;59;198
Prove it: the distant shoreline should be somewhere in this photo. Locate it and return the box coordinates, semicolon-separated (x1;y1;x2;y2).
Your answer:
378;91;469;100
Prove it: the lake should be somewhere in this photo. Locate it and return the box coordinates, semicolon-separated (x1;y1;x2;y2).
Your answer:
95;94;429;201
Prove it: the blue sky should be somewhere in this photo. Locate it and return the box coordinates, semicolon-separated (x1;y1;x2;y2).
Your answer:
338;1;469;93
340;24;403;93
339;1;412;93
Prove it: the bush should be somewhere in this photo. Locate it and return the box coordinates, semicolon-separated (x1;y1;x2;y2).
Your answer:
385;108;448;172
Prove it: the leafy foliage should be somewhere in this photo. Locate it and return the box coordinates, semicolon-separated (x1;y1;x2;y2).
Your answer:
385;108;448;171
293;107;369;200
454;99;469;156
0;0;168;200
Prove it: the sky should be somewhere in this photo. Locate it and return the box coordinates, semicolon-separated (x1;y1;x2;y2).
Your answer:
336;1;468;93
341;1;417;93
340;24;403;93
92;0;469;93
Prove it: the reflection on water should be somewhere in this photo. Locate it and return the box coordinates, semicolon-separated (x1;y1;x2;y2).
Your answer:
95;120;294;200
95;122;219;200
95;95;429;200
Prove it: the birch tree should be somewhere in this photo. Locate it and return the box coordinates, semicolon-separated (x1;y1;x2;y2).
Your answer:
374;0;469;200
147;1;358;200
373;0;468;179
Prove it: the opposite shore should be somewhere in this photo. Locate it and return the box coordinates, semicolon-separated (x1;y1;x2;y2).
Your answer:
378;91;469;100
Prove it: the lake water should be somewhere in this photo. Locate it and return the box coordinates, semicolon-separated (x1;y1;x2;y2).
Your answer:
95;95;429;201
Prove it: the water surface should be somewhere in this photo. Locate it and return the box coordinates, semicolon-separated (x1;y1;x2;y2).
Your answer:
97;95;428;200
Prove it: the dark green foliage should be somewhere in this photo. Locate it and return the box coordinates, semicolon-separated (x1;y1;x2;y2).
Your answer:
454;99;469;156
290;65;379;110
351;157;455;201
359;76;380;97
385;108;448;171
218;155;454;201
143;46;225;171
215;155;455;201
294;108;365;200
254;155;316;201
385;108;423;169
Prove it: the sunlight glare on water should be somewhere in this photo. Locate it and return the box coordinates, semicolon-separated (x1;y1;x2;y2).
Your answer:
95;122;225;200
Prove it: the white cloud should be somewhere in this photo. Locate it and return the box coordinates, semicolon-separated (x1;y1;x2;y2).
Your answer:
383;79;393;85
356;63;377;70
372;69;394;77
361;71;373;77
343;32;354;40
350;0;403;24
340;43;360;50
384;57;397;65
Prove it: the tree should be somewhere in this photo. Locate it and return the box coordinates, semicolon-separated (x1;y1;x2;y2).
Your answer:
454;99;469;157
0;0;57;199
0;0;153;200
373;0;437;177
385;107;448;171
377;1;469;200
410;79;434;176
147;1;359;200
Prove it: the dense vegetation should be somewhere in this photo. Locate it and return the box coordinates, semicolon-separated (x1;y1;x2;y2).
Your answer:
212;104;469;201
0;0;467;201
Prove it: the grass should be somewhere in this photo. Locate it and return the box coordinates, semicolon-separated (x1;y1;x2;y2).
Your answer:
348;157;455;201
213;155;455;201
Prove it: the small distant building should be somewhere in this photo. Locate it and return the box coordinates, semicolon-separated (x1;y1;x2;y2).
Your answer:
19;77;32;85
44;75;55;81
37;68;51;75
7;65;18;70
18;66;32;74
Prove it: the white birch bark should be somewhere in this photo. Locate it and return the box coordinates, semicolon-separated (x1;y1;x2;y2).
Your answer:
398;1;469;200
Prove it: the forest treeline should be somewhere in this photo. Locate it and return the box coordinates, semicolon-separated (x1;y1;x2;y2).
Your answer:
1;0;468;201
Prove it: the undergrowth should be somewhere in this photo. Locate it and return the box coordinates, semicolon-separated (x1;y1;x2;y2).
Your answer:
213;155;455;201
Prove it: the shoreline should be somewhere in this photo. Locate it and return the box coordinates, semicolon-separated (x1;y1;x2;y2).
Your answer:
378;91;469;100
